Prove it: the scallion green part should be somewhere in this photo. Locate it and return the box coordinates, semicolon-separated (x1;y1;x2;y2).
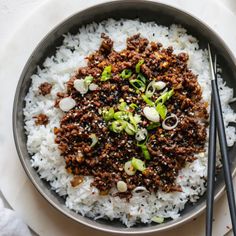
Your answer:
131;157;146;172
155;89;174;104
84;75;94;85
129;103;138;110
120;69;132;79
156;103;167;119
101;65;112;81
141;94;155;106
114;111;128;120
102;107;114;121
130;79;146;92
110;120;126;133
118;101;127;111
137;73;147;84
135;59;144;73
125;123;136;135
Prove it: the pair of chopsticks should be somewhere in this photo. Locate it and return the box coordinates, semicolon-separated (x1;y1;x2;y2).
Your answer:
206;45;236;236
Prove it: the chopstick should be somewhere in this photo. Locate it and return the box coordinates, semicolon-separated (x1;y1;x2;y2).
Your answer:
208;45;236;235
206;55;217;236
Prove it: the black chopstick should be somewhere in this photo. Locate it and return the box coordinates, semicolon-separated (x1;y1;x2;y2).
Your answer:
208;45;236;235
206;55;217;236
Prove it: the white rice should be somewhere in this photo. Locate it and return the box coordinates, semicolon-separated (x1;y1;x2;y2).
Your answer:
23;19;236;227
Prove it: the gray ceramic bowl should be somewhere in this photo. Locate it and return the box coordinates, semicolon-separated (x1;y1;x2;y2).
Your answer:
13;0;236;234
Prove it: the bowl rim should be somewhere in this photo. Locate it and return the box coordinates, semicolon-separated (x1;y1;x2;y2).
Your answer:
12;0;236;234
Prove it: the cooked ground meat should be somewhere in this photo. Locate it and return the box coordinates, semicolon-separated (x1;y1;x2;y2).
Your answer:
34;113;49;126
38;82;52;96
54;33;208;198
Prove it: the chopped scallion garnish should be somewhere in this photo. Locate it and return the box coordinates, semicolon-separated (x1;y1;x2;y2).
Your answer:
131;157;146;172
130;79;146;92
141;94;155;106
155;89;174;104
118;101;128;111
102;107;114;121
156;103;167;119
120;69;132;79
110;120;126;133
101;65;112;81
114;111;128;120
84;75;94;85
137;73;147;84
135;59;144;73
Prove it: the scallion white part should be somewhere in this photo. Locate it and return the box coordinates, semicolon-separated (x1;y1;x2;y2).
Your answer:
143;106;160;122
162;113;179;130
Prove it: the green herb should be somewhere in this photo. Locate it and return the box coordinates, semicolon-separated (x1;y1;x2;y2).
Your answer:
120;69;132;79
110;120;126;133
118;101;127;111
137;73;147;84
135;59;144;73
151;216;164;224
102;107;114;121
155;89;174;104
84;75;94;85
128;112;138;130
141;94;155;106
125;123;136;135
130;79;146;92
147;122;160;130
101;65;112;81
138;143;151;160
114;111;128;120
156;103;167;119
129;103;138;110
131;157;146;172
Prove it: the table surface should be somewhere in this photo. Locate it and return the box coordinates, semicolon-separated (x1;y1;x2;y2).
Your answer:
0;0;236;235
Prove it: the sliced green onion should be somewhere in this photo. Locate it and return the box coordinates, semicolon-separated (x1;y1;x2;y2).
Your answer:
129;103;138;110
125;123;136;135
131;157;146;171
84;75;94;85
130;79;146;92
142;146;151;160
128;112;138;129
155;89;174;104
153;81;166;90
156;103;167;120
133;114;141;124
135;59;144;73
110;120;126;133
145;81;156;98
124;161;136;176
141;94;155;106
137;73;147;84
102;107;114;121
147;122;160;130
120;69;132;79
151;216;164;224
139;144;151;160
101;65;112;81
114;111;128;120
89;134;98;147
118;101;127;111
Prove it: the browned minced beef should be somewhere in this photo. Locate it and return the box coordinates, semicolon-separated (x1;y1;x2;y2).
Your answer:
33;113;49;126
54;33;208;199
38;82;52;96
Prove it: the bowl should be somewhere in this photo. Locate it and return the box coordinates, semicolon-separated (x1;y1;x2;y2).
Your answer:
13;0;236;234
